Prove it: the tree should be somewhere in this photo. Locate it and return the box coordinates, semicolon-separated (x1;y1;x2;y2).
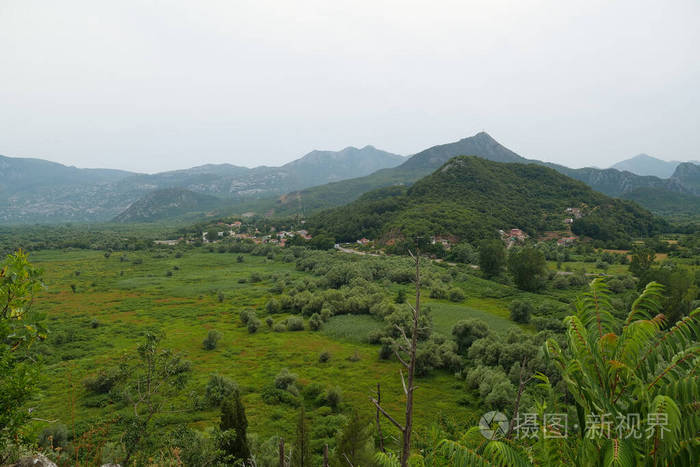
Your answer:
629;245;656;277
333;409;374;467
478;239;506;277
0;250;44;460
120;331;191;464
451;319;490;354
291;406;311;467
372;248;422;467
507;247;547;291
218;391;251;463
508;300;533;324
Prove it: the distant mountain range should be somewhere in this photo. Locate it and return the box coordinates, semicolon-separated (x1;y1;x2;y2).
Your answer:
1;133;698;224
611;154;699;178
267;133;700;219
310;156;665;245
0;146;404;223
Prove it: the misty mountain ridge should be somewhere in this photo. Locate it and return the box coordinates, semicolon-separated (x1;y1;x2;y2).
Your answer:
0;145;405;223
269;132;699;219
610;153;699;178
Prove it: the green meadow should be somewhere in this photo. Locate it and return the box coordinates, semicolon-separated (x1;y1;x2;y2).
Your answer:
27;248;517;447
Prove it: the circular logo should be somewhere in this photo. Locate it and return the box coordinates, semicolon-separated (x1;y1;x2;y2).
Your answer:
479;411;509;440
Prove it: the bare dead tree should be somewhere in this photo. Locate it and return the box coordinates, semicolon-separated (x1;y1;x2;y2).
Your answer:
506;356;533;439
371;247;421;467
375;383;385;453
278;438;285;467
323;444;329;467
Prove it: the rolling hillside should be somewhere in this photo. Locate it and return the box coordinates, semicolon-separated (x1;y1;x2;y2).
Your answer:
310;156;666;245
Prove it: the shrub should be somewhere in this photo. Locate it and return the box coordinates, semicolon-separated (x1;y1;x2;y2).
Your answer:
203;330;222;350
429;287;447;300
90;319;100;329
240;309;256;325
274;368;298;390
452;319;490;354
273;323;286;332
324;386;342;411
204;374;238;407
509;300;533;324
83;367;122;394
261;386;299;407
250;272;263;283
265;299;281;314
236;255;244;263
318;351;331;363
552;275;569;289
38;423;69;449
265;317;274;328
247;318;261;334
166;270;173;277
448;287;465;302
217;291;225;303
286;317;304;331
308;313;322;331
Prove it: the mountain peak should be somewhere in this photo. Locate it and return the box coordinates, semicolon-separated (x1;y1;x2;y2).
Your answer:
611;154;678;178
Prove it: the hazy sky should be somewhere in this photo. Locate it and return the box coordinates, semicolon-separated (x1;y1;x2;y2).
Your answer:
1;0;698;173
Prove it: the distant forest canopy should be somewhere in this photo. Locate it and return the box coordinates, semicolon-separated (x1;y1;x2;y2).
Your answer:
309;156;668;248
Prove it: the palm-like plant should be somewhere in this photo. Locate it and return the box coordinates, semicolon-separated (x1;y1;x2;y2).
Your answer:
435;279;698;466
545;279;699;466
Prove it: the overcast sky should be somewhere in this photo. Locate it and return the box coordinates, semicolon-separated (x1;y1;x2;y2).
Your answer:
1;0;698;173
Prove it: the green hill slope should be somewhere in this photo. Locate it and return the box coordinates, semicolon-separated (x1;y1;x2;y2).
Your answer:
113;188;227;223
310;157;666;245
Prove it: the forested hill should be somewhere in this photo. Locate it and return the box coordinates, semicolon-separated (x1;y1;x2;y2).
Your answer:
271;132;526;216
309;156;666;246
269;133;698;219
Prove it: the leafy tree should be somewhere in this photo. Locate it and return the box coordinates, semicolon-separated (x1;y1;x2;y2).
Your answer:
218;391;251;464
508;300;533;324
544;280;699;466
629;245;656;277
451;319;490;354
120;331;192;464
437;280;699;466
478;239;506;278
0;250;44;459
333;409;374;467
291;406;311;467
507;247;547;291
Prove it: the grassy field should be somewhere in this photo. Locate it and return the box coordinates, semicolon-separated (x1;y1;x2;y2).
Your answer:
28;248;514;450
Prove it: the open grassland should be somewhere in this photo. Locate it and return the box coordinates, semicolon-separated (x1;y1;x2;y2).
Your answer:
28;248;524;447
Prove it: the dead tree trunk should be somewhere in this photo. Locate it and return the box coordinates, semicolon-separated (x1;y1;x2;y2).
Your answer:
371;248;421;467
375;383;385;453
323;444;329;467
506;356;531;439
279;438;285;467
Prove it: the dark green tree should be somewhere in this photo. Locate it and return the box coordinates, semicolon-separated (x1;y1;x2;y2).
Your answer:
478;239;506;278
507;247;547;291
451;319;490;354
629;245;656;277
218;391;251;463
332;409;374;467
291;406;311;467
